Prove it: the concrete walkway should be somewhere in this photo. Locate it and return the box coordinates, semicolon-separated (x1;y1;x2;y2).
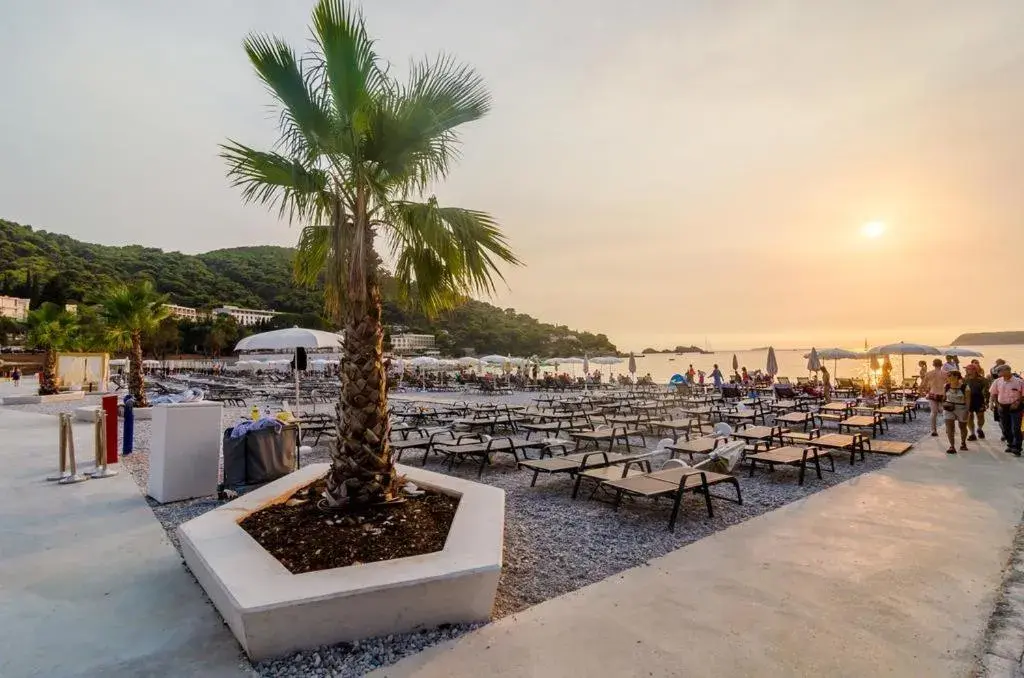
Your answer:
378;433;1024;678
0;408;250;678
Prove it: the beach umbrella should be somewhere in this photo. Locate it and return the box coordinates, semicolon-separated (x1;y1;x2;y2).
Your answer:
867;342;940;398
937;346;984;358
409;356;439;369
806;348;822;372
479;354;507;364
804;347;861;377
628;354;637;376
235;327;343;410
765;346;779;377
731;354;739;373
457;356;481;368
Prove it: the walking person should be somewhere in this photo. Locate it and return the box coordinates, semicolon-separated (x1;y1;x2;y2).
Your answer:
964;363;990;440
710;364;724;389
11;367;20;387
990;365;1024;455
921;358;947;436
942;371;970;454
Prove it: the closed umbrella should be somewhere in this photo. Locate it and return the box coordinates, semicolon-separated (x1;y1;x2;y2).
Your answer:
628;354;637;379
765;346;779;377
731;354;739;378
806;347;822;372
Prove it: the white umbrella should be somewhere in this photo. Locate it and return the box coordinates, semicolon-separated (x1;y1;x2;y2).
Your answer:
409;356;440;369
806;348;822;372
561;357;585;364
235;327;343;411
868;342;941;397
457;356;481;369
234;327;342;351
590;356;622;365
937;346;984;358
479;354;507;365
766;346;779;377
803;347;861;376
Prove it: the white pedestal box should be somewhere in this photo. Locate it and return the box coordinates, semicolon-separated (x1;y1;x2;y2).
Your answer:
147;402;223;503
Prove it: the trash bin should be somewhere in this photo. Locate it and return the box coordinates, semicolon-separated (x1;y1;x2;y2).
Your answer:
221;424;298;492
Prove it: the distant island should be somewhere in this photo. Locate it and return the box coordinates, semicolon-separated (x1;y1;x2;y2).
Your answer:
641;345;710;355
951;331;1024;346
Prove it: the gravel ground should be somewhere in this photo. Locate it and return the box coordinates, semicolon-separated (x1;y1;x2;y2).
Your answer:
4;393;935;677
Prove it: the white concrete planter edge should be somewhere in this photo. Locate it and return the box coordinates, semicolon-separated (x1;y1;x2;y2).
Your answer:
177;462;504;660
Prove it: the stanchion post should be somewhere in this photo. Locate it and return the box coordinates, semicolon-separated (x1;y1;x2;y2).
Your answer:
46;413;70;481
89;408;118;479
58;413;88;485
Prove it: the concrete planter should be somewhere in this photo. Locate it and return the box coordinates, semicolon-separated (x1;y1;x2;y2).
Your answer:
1;391;85;406
178;463;504;660
129;406;153;420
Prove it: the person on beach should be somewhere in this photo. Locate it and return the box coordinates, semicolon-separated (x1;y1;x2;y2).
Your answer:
943;370;970;454
686;364;696;383
991;358;1007;379
964;363;990;440
990;365;1024;455
921;358;947;436
710;364;724;389
11;367;20;387
918;360;928;382
740;366;750;384
942;355;958;373
819;364;832;401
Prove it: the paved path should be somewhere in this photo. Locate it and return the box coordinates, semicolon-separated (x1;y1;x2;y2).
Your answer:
0;408;250;678
378;433;1024;678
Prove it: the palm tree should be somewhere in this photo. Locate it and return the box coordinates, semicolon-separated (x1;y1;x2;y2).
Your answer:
222;0;520;507
25;302;78;395
100;280;170;407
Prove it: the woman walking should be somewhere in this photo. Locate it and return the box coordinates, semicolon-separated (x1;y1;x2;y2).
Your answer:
921;358;947;436
710;364;724;389
964;363;990;440
943;370;970;454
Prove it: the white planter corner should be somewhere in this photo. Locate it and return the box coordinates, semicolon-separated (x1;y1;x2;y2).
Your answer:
177;463;504;660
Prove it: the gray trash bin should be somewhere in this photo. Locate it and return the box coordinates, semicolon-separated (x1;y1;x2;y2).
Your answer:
221;425;298;491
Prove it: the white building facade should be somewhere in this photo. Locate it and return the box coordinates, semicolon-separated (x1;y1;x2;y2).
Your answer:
391;333;436;354
0;296;30;321
212;305;279;326
165;303;201;321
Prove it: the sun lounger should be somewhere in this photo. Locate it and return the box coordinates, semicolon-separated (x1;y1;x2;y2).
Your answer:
519;419;592;439
731;424;788;451
648;418;705;442
789;432;867;465
601;466;743;531
665;435;725;461
774;411;818;432
838;413;887;437
868;439;914;455
518;449;648;488
433;435;546;477
746;445;834;485
570;426;646;452
876;403;915;423
390;429;461;464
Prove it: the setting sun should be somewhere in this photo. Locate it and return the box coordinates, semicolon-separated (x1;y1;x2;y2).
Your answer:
861;221;886;238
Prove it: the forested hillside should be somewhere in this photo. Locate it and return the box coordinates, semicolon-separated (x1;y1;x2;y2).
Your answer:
0;218;616;356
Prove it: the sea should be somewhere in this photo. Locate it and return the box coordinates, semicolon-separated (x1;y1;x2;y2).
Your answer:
541;345;1024;384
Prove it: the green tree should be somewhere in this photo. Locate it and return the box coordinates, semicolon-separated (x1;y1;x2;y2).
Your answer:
99;280;170;407
25;302;78;395
222;0;520;506
0;316;23;346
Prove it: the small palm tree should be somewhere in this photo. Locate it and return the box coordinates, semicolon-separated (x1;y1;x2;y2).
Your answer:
25;302;78;395
222;0;520;507
100;280;169;407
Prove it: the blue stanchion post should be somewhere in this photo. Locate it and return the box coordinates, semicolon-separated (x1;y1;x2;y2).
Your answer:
122;394;135;455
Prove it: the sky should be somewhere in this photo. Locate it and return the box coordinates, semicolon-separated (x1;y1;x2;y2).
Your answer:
2;0;1023;352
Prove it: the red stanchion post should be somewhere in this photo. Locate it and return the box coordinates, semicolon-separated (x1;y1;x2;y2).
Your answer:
102;394;119;464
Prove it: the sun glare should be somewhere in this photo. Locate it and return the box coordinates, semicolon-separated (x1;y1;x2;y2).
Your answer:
861;221;886;238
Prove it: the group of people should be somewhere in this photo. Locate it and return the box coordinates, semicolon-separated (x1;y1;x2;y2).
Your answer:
919;357;1024;455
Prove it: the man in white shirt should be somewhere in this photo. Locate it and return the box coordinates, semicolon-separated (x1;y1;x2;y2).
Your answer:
921;358;947;437
990;365;1024;455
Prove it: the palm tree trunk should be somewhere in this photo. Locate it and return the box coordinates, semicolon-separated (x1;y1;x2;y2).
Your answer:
39;349;58;395
326;262;396;507
130;332;147;407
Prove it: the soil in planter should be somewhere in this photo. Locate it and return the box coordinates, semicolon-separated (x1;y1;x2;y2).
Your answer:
239;479;459;574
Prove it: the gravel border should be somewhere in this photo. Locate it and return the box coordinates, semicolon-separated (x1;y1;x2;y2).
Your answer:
4;394;935;677
977;515;1024;676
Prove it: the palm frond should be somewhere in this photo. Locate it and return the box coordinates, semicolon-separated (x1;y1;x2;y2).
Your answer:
99;280;170;341
294;201;349;323
385;199;520;315
243;32;333;155
311;0;384;130
220;142;330;223
364;55;490;194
